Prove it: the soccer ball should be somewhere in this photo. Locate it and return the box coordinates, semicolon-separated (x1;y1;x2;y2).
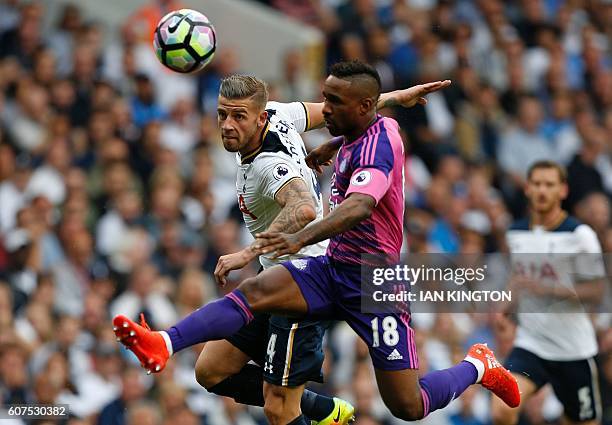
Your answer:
153;9;217;73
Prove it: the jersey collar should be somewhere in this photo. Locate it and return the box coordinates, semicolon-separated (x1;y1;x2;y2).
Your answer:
529;211;568;231
342;114;383;147
239;122;270;165
238;121;293;165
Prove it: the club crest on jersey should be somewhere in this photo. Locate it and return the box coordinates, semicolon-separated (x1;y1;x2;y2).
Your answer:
351;170;371;186
273;163;290;180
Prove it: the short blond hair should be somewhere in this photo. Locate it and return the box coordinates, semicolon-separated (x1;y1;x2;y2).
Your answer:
219;75;268;110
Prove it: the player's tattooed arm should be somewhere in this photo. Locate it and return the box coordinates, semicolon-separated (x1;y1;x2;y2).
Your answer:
255;193;375;258
267;177;317;235
302;79;451;130
214;178;315;285
248;177;316;256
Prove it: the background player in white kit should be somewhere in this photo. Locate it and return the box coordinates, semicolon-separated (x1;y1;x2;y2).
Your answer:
195;75;349;425
493;160;607;425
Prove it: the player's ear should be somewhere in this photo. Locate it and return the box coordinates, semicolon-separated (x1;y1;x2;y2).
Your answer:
524;180;532;197
257;109;268;128
560;182;568;200
360;97;375;114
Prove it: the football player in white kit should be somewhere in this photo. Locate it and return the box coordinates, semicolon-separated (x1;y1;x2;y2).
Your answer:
196;75;347;425
492;160;607;425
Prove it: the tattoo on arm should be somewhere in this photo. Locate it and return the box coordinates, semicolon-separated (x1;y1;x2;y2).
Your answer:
376;92;399;110
268;177;317;234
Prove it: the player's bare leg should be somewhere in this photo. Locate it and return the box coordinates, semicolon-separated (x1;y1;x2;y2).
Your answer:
491;373;537;425
196;343;308;425
264;382;305;425
238;266;309;316
371;343;520;421
113;266;305;370
195;340;251;389
493;374;600;425
207;267;311;424
113;265;308;372
374;369;424;420
113;266;353;424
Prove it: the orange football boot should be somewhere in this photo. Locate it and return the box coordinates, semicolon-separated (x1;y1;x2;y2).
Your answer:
465;343;520;408
113;313;169;374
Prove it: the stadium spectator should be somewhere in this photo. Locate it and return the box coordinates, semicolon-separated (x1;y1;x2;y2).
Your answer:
110;263;177;329
131;73;166;128
498;95;553;188
565;121;607;210
98;367;148;425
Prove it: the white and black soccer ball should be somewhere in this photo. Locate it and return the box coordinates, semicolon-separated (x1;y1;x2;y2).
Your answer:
153;9;217;73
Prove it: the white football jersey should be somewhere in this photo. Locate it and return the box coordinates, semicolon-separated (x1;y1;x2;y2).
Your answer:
506;215;605;360
236;101;327;269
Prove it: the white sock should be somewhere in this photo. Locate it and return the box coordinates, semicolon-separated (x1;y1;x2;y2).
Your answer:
464;356;485;383
159;331;174;356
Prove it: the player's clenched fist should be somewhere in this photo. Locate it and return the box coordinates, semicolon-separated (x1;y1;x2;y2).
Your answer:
305;144;337;174
214;248;256;286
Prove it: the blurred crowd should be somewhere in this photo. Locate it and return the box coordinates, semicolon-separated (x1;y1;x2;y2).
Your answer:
0;0;610;424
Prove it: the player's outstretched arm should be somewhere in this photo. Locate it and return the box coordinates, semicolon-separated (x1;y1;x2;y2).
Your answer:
254;193;375;258
214;178;316;285
376;80;452;109
302;79;452;130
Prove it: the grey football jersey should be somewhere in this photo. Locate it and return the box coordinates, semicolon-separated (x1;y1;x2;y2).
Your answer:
236;101;327;269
